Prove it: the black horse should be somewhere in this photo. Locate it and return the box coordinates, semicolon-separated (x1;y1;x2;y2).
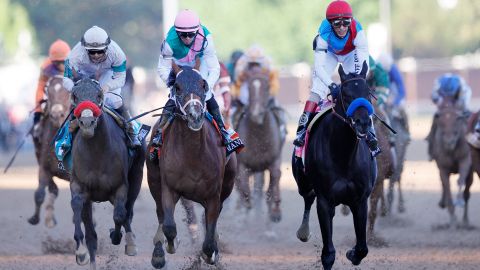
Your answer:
69;78;145;270
292;62;377;270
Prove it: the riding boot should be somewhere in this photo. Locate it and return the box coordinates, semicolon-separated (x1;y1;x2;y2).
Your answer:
293;100;318;147
366;122;381;158
208;98;244;155
151;99;175;147
121;109;142;148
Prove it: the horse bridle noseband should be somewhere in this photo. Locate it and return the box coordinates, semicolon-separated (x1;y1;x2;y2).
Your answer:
172;70;207;120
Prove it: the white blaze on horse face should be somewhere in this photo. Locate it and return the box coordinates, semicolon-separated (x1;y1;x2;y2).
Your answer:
81;109;94;118
51;104;64;115
54;83;62;92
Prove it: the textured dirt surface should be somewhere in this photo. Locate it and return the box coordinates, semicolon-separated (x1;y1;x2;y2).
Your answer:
0;115;480;270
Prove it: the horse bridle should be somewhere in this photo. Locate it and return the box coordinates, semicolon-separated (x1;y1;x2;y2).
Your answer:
172;69;207;119
332;77;368;125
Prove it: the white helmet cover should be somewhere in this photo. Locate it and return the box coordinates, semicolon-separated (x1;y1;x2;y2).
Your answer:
81;26;111;50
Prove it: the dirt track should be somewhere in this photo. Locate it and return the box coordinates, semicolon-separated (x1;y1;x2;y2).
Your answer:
0;115;480;270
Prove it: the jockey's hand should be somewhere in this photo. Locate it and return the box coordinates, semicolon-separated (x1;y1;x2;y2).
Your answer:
328;83;340;99
222;91;232;112
33;112;42;125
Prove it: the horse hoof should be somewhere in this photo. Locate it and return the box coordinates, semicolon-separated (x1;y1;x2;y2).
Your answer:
45;217;57;228
398;205;406;213
270;210;282;223
296;226;311;242
125;244;137;256
152;243;166;269
75;246;90;266
346;248;367;266
201;250;219;265
28;215;40;225
110;228;123;245
165;239;177;254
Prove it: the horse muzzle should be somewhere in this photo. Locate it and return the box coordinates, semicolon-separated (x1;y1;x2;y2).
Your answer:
78;109;98;138
50;104;67;128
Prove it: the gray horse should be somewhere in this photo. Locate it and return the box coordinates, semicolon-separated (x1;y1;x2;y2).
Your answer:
430;99;472;227
69;78;145;270
234;65;286;223
29;75;70;227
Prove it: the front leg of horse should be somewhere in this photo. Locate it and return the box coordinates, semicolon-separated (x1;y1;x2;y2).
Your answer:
347;201;369;266
44;180;60;228
70;182;89;266
82;200;98;270
162;188;179;254
439;169;456;226
110;185;128;245
316;197;336;270
266;160;282;223
180;198;199;242
235;164;252;210
202;199;221;265
296;190;315;242
28;170;50;225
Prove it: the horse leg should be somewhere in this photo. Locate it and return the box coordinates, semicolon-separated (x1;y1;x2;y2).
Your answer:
235;163;252;210
439;169;456;226
28;169;50;225
123;197;137;256
347;200;369;266
70;181;89;266
162;186;180;254
82;200;98;270
266;158;282;223
180;198;199;243
368;180;382;240
386;179;395;215
110;184;128;245
253;172;265;212
397;179;406;213
461;168;473;228
44;179;59;228
296;191;315;242
201;198;221;265
316;196;336;270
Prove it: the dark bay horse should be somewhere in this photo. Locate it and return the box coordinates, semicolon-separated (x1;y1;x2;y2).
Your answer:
30;75;70;227
431;98;472;228
292;62;377;270
146;65;237;269
69;78;145;270
234;65;285;223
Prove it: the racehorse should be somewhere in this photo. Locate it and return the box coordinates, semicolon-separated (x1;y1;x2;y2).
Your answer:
385;104;410;214
430;97;472;228
146;65;237;269
292;62;377;270
367;107;395;243
29;75;70;227
234;65;285;223
69;78;145;270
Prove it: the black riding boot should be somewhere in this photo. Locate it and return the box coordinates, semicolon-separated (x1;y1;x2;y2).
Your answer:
116;106;141;148
151;99;175;147
293;100;318;147
207;98;244;155
366;123;381;158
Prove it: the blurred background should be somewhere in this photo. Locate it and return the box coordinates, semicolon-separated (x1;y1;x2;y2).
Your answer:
1;0;479;129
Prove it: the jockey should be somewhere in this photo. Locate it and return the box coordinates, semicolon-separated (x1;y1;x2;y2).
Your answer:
33;39;71;131
367;55;390;108
427;73;471;161
63;25;141;147
292;0;381;157
227;50;244;82
232;44;280;106
431;73;471;111
377;53;406;107
153;9;244;154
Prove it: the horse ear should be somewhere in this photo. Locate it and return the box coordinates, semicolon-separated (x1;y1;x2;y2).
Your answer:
194;56;201;70
360;61;368;78
172;61;181;75
338;64;347;81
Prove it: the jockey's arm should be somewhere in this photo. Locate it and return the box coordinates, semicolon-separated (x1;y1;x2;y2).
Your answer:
101;44;127;92
34;60;50;112
157;40;174;85
312;36;334;92
202;35;220;92
353;30;370;74
63;58;75;92
269;69;280;96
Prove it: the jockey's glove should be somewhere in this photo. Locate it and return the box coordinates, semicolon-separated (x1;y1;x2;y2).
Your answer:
328;83;340;99
33;112;42;124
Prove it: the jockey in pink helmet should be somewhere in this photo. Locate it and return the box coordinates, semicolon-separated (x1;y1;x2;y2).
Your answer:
293;0;380;157
153;9;244;156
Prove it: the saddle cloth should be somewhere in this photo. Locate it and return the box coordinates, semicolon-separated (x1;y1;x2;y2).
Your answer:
294;101;335;167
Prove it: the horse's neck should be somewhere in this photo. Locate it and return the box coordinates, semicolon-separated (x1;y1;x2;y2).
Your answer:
170;120;207;151
328;115;358;155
